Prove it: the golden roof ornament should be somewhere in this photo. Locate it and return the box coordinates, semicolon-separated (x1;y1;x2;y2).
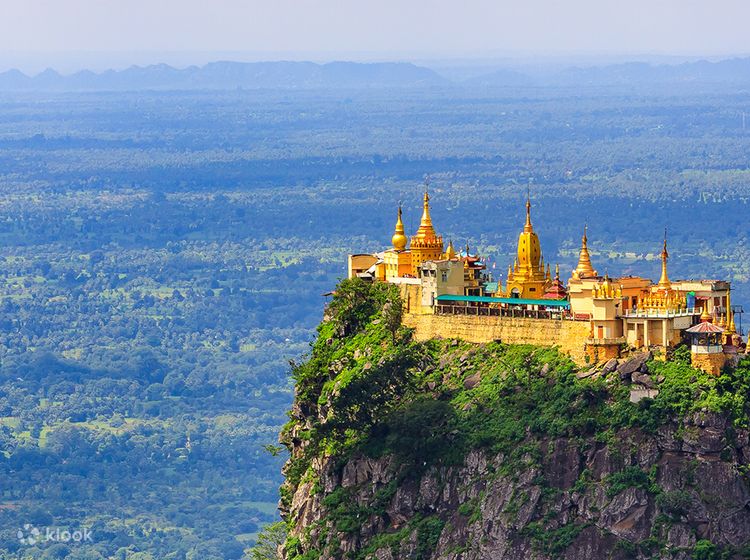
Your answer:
727;290;736;333
573;224;597;279
444;239;456;260
658;229;671;290
412;180;440;245
391;204;407;251
513;192;544;280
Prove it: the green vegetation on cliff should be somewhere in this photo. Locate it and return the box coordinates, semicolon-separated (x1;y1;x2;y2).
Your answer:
277;280;750;560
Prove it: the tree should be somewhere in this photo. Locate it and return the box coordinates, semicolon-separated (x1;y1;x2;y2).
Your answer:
382;296;403;342
248;521;287;560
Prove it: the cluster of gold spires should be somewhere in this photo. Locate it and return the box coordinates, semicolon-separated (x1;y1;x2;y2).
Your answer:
721;290;737;334
388;189;737;336
639;290;688;312
390;186;443;251
592;275;622;299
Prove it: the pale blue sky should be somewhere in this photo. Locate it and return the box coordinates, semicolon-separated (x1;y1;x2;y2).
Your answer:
2;0;749;72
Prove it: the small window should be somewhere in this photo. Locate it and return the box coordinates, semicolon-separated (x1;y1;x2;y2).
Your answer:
441;272;448;282
529;287;536;292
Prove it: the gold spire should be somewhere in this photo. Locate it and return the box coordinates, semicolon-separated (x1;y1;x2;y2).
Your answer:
658;229;671;289
515;195;543;276
524;190;533;233
391;204;407;251
445;239;456;260
413;187;438;241
727;290;736;333
573;224;597;279
555;263;560;281
700;307;712;322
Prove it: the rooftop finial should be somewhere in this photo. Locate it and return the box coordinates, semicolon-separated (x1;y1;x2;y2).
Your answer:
524;188;532;232
658;228;671;289
391;202;407;251
445;239;456;260
573;224;596;279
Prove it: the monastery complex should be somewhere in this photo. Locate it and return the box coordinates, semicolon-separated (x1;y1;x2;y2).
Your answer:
348;189;745;374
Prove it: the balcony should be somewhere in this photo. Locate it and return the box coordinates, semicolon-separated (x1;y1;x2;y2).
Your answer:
621;308;697;319
586;336;626;346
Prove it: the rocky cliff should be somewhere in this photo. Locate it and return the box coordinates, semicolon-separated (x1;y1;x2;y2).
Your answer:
278;279;750;560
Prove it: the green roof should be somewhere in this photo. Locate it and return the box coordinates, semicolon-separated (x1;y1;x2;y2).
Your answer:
484;282;499;293
435;294;570;308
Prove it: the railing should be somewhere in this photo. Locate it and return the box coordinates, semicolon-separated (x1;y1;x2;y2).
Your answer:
587;337;626;346
434;304;578;321
691;344;724;353
622;308;697;319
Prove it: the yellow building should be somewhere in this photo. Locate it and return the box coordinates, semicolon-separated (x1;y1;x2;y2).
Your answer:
347;189;741;367
505;196;551;298
409;190;444;276
351;187;447;283
347;254;379;280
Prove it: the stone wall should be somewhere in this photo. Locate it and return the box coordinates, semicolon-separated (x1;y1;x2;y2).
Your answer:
586;344;620;363
403;312;592;365
691;351;726;375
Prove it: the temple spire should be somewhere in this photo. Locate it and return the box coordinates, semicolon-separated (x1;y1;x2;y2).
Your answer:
727;290;736;334
524;189;533;233
658;229;671;289
413;179;437;241
420;189;432;227
573;224;597;279
445;239;456;260
391;203;407;251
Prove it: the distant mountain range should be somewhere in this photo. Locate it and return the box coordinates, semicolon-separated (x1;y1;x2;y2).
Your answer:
1;57;750;91
464;57;750;88
0;61;447;91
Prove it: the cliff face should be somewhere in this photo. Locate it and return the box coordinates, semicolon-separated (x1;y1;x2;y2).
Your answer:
286;413;750;560
280;280;750;560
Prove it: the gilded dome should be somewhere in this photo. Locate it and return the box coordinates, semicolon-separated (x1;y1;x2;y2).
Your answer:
391;205;407;251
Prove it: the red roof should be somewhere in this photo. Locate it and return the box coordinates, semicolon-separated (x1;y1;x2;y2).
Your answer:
685;322;724;334
542;280;568;300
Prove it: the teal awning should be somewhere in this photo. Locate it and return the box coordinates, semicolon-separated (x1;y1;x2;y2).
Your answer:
435;294;570;308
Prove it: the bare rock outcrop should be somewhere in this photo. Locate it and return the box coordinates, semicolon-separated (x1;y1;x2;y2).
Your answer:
283;415;750;560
